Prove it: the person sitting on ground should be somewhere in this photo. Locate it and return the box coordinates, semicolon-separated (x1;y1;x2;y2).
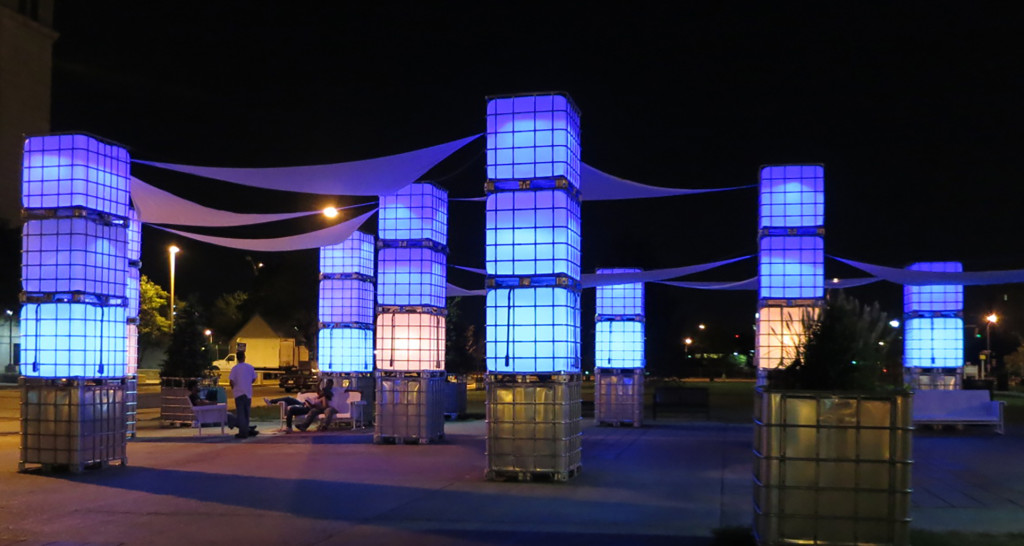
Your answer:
294;379;334;432
266;394;317;432
187;379;258;436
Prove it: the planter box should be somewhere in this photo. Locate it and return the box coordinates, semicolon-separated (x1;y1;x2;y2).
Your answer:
753;387;912;545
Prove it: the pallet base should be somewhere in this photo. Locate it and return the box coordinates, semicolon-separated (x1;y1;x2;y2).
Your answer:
486;465;581;483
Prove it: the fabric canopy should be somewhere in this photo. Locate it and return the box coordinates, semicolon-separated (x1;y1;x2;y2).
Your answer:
153;209;377;251
832;257;1024;286
131;177;324;227
134;135;480;196
446;283;486;297
581;256;752;287
580;164;754;201
654;277;880;291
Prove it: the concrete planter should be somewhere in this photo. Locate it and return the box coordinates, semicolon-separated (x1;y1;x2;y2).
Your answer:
753;387;912;545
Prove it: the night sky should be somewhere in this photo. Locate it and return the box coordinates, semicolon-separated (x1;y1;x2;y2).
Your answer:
45;2;1024;368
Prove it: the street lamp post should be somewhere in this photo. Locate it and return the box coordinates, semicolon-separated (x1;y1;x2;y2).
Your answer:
5;309;12;366
984;313;998;379
168;245;180;330
684;337;693;357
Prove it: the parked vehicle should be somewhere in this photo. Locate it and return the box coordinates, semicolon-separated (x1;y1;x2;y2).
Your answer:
278;366;320;392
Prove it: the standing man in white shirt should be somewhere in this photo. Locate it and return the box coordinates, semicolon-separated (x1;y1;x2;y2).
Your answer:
228;350;258;439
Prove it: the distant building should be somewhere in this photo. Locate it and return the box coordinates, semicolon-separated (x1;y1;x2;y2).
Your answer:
227;314;310;369
0;0;56;226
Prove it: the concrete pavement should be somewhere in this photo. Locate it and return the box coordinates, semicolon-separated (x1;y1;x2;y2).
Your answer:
0;398;1022;544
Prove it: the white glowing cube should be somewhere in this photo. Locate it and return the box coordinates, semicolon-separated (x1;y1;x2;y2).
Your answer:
22;217;128;298
485;189;581;278
126;322;138;375
126;266;140;318
127;208;142;262
595;320;645;369
486;94;581;185
20;302;127;378
485;287;581;373
755;306;818;370
22;134;131;218
319;327;374;373
375;312;445;371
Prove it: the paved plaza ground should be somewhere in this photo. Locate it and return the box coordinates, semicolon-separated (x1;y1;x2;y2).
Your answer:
0;386;1023;545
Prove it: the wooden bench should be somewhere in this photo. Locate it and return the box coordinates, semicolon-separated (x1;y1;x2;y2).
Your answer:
652;387;710;420
913;389;1005;434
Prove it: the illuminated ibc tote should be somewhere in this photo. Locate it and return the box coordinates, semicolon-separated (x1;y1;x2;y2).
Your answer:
484;93;583;481
754;165;825;376
19;133;131;472
318;230;375;373
903;262;964;388
594;268;644;427
374;183;447;444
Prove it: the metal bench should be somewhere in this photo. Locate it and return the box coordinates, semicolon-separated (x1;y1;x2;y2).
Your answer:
912;389;1005;434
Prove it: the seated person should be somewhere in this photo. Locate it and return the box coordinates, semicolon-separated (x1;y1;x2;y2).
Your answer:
187;380;258;436
294;379;334;432
266;394;317;432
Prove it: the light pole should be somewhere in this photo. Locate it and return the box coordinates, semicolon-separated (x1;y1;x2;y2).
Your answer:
168;245;180;330
5;309;12;366
684;337;693;357
984;313;998;378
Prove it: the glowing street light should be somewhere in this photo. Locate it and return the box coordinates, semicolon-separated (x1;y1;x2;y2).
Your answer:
168;245;180;330
684;337;693;357
698;324;706;331
323;206;339;218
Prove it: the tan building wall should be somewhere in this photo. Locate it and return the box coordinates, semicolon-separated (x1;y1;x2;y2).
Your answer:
0;1;56;225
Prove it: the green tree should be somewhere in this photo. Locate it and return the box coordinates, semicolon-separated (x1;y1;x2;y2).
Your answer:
208;290;249;341
138;274;172;365
161;296;210;378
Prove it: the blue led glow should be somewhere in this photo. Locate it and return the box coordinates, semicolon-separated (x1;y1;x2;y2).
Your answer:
127;208;141;263
486;94;581;185
20;303;127;378
759;165;824;228
596;268;643;316
318;327;374;373
22;217;128;298
595;321;644;369
126;266;140;318
320;231;374;276
376;247;446;308
319;279;375;324
379;184;448;243
485;287;581;373
904;262;963;313
485;189;581;278
375;312;446;371
22;134;131;218
904;316;964;368
759;236;824;299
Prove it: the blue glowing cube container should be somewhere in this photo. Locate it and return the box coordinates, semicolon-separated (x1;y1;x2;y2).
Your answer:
126;266;140;318
127;207;141;264
22;217;128;298
485;287;581;374
20;303;127;378
379;184;447;243
904;262;963;313
595;268;644;317
759;165;824;229
319;327;374;374
758;236;824;300
595;321;645;369
904;316;964;368
485;189;581;278
22;134;131;219
376;247;446;308
319;279;375;325
486;93;581;185
320;231;374;277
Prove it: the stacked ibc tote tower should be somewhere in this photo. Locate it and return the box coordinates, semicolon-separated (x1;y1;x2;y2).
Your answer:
754;165;825;379
903;262;964;389
19;134;131;472
318;231;376;420
484;93;583;481
594;268;645;426
374;183;448;444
